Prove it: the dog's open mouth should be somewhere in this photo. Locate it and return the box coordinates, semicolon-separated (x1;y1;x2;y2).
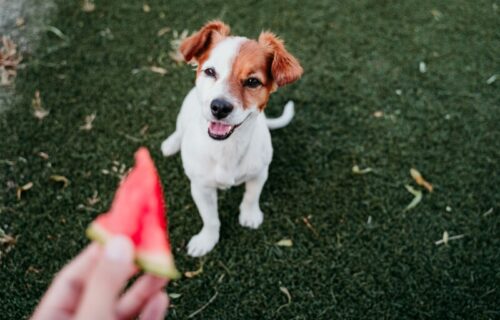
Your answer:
208;122;238;140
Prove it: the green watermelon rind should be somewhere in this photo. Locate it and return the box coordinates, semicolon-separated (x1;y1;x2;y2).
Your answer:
86;223;181;280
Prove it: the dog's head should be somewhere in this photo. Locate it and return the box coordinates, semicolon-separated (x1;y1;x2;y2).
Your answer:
180;21;303;140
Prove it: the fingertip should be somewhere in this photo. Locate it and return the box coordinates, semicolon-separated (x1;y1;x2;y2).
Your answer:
139;292;169;320
104;236;134;262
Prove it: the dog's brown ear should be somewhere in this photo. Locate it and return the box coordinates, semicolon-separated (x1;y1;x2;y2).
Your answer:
180;20;231;63
258;32;303;87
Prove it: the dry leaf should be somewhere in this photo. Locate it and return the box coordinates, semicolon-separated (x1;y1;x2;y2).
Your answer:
0;228;17;260
143;4;151;12
410;168;433;192
16;17;25;27
430;9;443;20
16;182;33;200
32;90;49;120
0;233;16;246
26;266;41;274
82;0;96;12
352;165;373;175
50;175;70;188
276;239;293;247
403;185;422;211
0;36;22;86
37;152;49;160
80;112;96;131
169;29;190;63
157;27;171;37
419;61;427;73
184;263;203;278
149;66;167;75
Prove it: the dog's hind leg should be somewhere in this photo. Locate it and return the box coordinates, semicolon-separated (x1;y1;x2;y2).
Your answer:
161;130;182;157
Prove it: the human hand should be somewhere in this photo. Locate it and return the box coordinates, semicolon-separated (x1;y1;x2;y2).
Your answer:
31;236;169;320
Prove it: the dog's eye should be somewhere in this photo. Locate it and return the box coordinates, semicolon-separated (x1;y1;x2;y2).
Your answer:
243;77;262;88
204;68;216;78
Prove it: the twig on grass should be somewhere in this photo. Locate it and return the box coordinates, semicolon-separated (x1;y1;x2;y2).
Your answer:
302;216;319;237
188;291;218;318
118;132;142;143
435;231;465;246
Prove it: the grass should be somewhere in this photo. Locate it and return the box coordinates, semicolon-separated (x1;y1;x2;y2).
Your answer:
1;0;499;319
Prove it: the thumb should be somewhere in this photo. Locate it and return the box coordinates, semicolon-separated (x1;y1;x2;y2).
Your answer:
75;236;136;320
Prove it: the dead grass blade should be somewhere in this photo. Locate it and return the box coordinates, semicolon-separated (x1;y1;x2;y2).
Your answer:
157;27;171;37
435;231;465;245
403;185;422;211
32;90;49;120
16;182;33;200
82;0;96;12
277;287;292;312
188;291;218;318
87;191;100;206
149;66;167;75
352;165;373;175
50;175;70;188
486;74;497;85
80;112;96;131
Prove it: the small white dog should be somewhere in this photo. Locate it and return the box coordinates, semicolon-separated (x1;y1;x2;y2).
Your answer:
161;21;303;257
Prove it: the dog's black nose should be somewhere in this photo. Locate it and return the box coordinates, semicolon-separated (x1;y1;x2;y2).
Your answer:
210;99;233;119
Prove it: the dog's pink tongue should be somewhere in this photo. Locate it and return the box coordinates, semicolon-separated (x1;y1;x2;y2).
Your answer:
209;122;233;135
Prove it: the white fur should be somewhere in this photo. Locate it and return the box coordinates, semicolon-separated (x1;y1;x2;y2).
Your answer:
161;37;294;257
266;101;295;129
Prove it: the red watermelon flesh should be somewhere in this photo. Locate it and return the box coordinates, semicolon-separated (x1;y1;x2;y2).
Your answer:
86;148;180;279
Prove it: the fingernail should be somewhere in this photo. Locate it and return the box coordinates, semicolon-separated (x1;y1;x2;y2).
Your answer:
104;236;134;262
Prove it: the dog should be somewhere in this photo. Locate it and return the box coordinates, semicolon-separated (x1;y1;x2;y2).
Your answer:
161;20;303;257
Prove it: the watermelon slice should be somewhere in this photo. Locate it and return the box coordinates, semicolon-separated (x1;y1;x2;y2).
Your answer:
86;147;180;279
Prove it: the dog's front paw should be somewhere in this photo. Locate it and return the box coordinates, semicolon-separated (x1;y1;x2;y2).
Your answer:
239;207;264;229
187;229;219;257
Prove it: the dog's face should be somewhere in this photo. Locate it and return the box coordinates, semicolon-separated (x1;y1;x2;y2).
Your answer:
180;21;303;140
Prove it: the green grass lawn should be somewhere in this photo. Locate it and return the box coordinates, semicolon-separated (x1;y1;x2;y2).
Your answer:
1;0;499;318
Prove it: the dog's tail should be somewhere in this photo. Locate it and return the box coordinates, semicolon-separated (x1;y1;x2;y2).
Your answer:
266;101;295;130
